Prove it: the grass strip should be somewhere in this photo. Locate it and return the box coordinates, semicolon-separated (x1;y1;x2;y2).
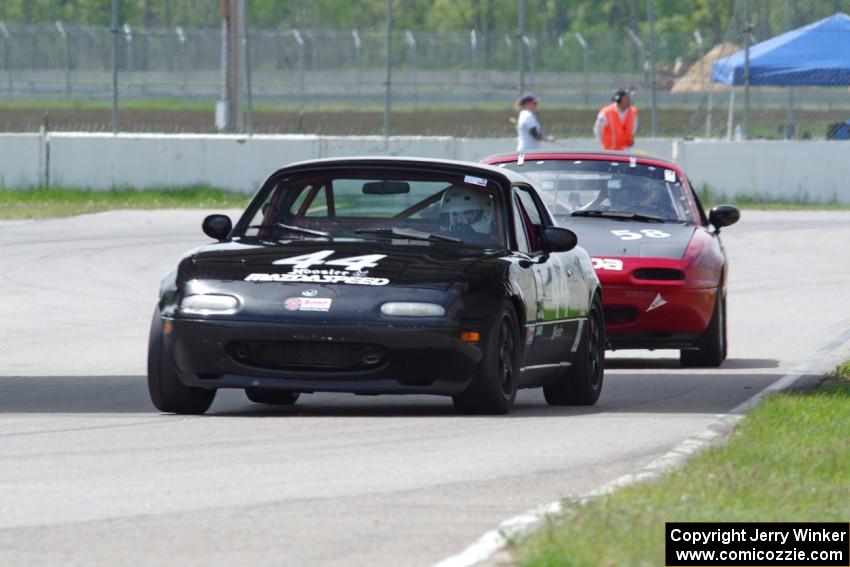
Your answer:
700;186;850;210
516;365;850;566
0;186;251;219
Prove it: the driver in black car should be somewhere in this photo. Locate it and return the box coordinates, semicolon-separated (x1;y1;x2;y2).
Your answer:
438;186;496;243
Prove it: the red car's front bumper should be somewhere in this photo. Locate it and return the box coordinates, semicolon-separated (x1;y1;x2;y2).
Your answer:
595;257;719;349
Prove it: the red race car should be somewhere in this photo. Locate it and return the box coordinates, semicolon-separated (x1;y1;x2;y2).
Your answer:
484;150;739;367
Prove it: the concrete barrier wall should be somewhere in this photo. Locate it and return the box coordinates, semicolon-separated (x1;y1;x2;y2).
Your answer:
0;134;44;188
3;133;849;203
674;140;850;203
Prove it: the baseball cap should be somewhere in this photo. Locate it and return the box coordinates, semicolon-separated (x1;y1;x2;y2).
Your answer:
518;92;539;106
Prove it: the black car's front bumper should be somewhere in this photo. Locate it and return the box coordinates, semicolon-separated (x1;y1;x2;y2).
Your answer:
164;317;484;396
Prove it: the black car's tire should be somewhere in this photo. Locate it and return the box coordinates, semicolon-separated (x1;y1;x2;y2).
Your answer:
680;287;726;368
452;305;520;415
147;311;216;415
245;389;300;406
543;294;605;406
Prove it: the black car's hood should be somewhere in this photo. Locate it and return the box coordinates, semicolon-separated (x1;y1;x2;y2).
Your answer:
183;239;494;290
564;218;696;259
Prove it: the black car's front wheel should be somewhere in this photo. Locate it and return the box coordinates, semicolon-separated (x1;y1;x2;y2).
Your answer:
543;294;605;406
245;389;300;406
147;310;216;415
452;305;520;415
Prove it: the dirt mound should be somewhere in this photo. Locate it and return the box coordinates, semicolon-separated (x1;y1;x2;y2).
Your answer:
672;42;740;93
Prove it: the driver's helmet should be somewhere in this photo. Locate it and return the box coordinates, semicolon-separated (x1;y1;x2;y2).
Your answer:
611;177;658;211
439;186;494;234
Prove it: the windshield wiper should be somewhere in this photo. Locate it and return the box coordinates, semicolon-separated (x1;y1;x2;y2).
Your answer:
570;210;666;223
353;227;461;243
248;222;332;237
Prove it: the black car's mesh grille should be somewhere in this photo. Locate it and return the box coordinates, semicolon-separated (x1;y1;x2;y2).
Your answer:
228;340;387;371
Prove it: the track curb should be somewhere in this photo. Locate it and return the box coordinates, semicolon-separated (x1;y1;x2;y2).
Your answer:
433;326;850;567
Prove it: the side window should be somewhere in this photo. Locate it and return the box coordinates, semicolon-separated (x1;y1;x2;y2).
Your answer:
687;178;710;226
304;186;329;218
514;187;548;253
512;194;531;254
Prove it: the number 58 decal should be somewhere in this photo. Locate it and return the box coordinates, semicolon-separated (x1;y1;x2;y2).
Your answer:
591;258;623;271
610;229;670;240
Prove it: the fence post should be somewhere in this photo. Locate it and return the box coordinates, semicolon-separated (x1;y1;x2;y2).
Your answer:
743;0;751;140
352;29;362;95
626;28;646;88
523;35;533;90
574;32;589;106
244;17;253;135
469;29;477;72
55;21;71;96
518;0;526;95
694;29;713;137
384;0;393;141
404;30;416;109
647;0;657;137
123;24;133;96
175;26;187;93
292;29;305;100
0;22;12;95
111;0;119;133
785;0;795;139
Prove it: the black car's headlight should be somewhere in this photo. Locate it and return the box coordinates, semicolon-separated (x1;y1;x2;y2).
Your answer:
180;294;240;315
380;302;445;317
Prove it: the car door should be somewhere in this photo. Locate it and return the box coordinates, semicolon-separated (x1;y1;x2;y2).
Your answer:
512;185;578;367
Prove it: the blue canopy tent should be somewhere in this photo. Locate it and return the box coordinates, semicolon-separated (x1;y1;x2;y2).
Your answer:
710;13;850;139
712;13;850;86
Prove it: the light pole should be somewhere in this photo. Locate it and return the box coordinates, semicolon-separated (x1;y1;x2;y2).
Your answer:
111;0;118;133
647;0;657;137
743;0;751;139
384;0;392;140
518;0;526;94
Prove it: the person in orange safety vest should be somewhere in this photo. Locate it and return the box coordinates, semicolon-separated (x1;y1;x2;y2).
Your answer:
593;88;638;151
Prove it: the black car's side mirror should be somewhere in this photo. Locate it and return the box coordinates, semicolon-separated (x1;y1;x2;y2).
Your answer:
708;205;740;232
541;226;578;253
202;214;232;242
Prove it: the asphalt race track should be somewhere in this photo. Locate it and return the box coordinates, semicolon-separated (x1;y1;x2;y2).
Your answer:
2;210;850;566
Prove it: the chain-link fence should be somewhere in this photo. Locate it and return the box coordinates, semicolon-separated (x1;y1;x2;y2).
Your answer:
0;0;848;139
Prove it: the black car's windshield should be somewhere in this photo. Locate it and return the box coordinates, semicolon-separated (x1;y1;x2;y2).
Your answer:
498;159;695;225
236;170;505;248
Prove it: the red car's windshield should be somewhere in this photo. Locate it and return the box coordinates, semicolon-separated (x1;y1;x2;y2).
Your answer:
496;159;696;224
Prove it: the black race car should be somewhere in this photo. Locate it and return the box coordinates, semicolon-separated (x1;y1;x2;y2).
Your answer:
148;157;604;415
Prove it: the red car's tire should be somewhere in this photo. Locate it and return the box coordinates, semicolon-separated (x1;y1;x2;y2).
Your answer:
680;288;726;368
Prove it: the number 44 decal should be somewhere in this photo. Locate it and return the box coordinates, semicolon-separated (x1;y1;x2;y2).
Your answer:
272;250;386;272
610;229;670;240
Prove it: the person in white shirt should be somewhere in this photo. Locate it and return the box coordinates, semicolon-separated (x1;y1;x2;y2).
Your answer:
516;93;555;151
